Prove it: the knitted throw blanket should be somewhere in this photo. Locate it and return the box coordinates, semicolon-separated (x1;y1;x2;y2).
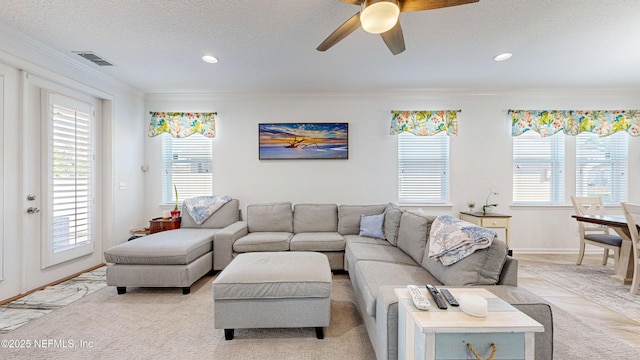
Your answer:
428;215;496;266
184;195;231;225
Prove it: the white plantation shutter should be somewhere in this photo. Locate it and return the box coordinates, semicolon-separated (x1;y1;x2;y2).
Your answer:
398;132;449;204
47;93;94;259
162;134;213;205
576;132;628;205
513;132;565;204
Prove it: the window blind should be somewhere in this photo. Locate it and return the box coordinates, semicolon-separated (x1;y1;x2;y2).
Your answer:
397;132;449;204
161;134;213;205
576;132;628;204
50;96;92;253
513;132;565;204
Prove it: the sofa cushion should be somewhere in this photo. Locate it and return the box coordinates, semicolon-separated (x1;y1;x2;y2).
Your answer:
180;199;240;229
104;228;216;265
338;204;386;235
346;242;417;268
247;202;293;233
293;204;338;233
290;232;345;251
353;261;440;317
421;239;509;286
383;203;403;246
343;234;392;246
232;232;292;252
359;213;385;239
396;211;435;264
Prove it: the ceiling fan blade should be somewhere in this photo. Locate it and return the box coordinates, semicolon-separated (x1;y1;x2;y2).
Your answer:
400;0;479;12
317;12;362;52
380;21;405;55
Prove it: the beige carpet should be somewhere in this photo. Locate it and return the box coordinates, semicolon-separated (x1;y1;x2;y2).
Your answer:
0;273;375;359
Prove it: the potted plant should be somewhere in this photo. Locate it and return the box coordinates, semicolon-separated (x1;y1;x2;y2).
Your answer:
171;184;181;220
482;188;499;215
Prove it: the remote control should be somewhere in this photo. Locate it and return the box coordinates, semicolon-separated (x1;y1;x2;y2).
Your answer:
440;288;459;307
407;285;430;310
426;284;448;309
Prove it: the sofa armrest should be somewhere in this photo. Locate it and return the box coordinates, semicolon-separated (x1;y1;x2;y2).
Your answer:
376;285;401;360
213;221;248;270
498;256;518;286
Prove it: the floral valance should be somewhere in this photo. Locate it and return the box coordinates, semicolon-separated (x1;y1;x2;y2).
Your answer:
148;112;217;138
390;110;459;136
511;110;640;137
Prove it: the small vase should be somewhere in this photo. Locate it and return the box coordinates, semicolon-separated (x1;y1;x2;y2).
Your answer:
170;210;181;220
482;205;494;215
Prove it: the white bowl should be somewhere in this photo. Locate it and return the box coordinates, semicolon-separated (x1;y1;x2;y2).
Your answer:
459;293;488;317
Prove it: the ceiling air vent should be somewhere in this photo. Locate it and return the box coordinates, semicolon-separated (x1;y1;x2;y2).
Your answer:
72;51;114;66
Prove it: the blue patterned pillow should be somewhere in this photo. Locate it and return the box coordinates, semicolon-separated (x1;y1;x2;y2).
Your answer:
359;213;385;239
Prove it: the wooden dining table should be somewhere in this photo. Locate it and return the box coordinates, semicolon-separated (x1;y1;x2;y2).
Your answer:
572;214;636;284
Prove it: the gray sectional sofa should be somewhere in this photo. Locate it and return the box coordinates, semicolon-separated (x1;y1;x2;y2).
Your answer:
213;202;553;360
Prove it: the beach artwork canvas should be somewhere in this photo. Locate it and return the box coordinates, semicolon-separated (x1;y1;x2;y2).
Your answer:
259;123;349;159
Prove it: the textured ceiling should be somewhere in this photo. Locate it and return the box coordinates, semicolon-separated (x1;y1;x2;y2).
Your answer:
1;0;639;93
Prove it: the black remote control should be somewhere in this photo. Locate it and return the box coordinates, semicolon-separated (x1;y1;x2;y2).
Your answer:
440;288;459;307
426;284;448;309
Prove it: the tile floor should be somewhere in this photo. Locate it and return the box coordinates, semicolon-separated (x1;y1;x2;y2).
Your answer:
515;253;640;349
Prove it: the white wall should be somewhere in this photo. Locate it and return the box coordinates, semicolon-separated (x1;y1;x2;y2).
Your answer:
145;90;640;253
0;25;145;301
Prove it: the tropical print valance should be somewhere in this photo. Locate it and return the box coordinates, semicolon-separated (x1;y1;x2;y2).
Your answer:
390;110;459;136
148;112;217;138
511;110;640;137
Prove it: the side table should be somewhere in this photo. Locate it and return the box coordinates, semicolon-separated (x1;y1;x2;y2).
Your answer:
460;211;512;255
149;217;181;234
395;287;543;360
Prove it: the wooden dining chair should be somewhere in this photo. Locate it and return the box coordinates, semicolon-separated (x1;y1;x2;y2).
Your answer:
571;196;622;266
621;202;640;295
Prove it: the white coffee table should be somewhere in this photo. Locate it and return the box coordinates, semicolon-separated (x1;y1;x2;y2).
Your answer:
395;287;544;360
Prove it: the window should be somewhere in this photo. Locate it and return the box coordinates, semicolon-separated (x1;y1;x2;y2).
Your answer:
513;132;565;204
576;132;628;204
161;134;213;205
46;92;95;263
397;132;449;204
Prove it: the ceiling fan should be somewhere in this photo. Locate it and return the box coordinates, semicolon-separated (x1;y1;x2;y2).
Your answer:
317;0;479;55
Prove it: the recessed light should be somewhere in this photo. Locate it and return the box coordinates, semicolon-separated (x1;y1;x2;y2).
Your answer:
494;53;512;62
202;55;218;64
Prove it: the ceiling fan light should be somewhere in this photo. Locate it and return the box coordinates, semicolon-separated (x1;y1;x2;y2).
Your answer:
360;0;400;34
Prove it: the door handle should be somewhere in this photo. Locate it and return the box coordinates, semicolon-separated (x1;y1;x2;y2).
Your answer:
27;207;40;214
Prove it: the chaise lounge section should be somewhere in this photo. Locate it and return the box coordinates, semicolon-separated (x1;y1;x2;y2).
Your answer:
104;199;240;294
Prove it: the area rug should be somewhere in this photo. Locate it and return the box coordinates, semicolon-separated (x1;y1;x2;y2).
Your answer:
0;267;107;333
521;264;640;323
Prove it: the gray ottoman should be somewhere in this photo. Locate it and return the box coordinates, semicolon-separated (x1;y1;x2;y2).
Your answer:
212;252;332;340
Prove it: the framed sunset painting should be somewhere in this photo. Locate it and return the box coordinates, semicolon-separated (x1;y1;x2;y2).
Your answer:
259;123;349;160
